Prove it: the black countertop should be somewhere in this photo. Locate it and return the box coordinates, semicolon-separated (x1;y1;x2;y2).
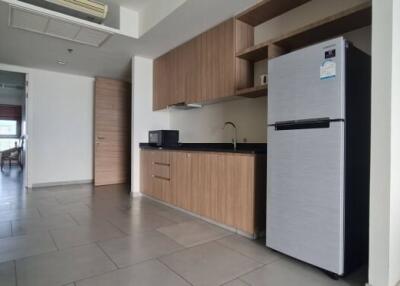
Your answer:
139;143;267;154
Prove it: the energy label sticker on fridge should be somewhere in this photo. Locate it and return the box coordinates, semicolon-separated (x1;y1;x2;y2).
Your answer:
320;60;336;80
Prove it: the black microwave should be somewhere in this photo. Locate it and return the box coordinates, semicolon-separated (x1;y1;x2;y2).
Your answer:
148;130;179;147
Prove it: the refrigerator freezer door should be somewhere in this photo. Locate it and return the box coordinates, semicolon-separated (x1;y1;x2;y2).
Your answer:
268;37;346;123
266;122;345;274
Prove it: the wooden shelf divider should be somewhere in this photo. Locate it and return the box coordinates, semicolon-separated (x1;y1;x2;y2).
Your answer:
236;41;271;61
236;85;267;98
236;0;311;27
236;2;371;62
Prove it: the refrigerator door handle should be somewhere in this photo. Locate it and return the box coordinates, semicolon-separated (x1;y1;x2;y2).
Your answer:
273;118;336;131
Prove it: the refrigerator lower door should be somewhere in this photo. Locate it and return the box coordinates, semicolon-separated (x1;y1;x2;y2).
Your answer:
266;122;345;275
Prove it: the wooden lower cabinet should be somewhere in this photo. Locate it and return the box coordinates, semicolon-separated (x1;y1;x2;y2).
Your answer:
170;152;191;210
140;149;266;237
140;150;153;197
140;150;170;201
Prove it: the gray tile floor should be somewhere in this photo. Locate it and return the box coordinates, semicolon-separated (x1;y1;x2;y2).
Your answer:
0;171;367;286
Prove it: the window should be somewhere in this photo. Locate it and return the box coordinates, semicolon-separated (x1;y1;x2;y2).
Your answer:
0;139;19;151
0;120;18;137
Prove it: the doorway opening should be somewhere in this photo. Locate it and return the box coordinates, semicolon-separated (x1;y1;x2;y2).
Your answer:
0;70;27;195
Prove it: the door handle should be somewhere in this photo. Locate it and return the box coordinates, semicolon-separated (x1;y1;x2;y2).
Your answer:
97;136;105;140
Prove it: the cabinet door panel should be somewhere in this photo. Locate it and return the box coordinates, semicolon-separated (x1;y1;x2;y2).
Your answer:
190;153;219;221
190;153;206;215
170;152;191;209
201;19;235;101
215;154;236;227
153;177;168;201
184;37;203;104
140;150;153;196
153;56;170;110
233;155;256;234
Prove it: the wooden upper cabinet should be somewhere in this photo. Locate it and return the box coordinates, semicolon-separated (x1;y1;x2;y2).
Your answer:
200;19;235;102
153;55;170;110
153;18;246;110
184;36;203;104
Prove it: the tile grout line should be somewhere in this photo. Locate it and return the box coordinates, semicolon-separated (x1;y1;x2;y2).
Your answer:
72;264;123;285
9;221;13;237
156;258;194;286
47;230;60;251
14;260;18;286
238;277;252;286
36;207;44;218
104;219;130;236
95;241;120;270
70;256;178;285
235;264;267;283
153;230;245;261
221;277;252;286
214;238;282;267
67;212;82;226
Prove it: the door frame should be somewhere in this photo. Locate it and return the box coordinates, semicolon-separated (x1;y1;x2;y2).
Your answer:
0;65;31;189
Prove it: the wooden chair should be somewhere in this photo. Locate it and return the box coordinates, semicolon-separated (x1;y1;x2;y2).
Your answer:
1;142;23;171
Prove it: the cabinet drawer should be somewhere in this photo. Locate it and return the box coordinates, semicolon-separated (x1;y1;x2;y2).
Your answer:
153;151;170;165
152;163;170;180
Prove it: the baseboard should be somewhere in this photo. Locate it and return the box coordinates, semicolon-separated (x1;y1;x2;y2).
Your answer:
31;179;93;188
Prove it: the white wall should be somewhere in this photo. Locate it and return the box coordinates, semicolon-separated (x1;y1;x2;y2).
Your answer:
389;1;400;284
0;63;94;187
369;0;400;285
132;56;169;193
138;0;186;37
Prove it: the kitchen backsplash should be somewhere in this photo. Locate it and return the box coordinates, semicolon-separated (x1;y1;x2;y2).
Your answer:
169;96;268;143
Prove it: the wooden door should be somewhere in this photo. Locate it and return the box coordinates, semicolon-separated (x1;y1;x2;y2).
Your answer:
94;77;131;186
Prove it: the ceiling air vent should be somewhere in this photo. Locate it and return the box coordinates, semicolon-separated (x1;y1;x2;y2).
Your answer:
9;4;113;47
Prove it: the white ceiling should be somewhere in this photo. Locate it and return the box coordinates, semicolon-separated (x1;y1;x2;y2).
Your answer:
0;0;257;81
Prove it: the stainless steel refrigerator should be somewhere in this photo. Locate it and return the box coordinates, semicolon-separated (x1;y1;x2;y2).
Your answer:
266;37;370;277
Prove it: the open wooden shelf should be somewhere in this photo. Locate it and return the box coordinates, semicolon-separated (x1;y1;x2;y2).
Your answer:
236;41;270;61
235;2;371;62
236;85;267;98
236;0;311;27
272;2;372;50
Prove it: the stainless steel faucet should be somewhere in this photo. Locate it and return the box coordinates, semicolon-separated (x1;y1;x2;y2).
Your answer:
223;121;237;150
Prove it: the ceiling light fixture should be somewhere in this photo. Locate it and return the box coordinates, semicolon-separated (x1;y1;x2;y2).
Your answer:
57;60;67;65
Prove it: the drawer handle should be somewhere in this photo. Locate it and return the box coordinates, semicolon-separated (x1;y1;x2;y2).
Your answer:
152;175;170;181
153;162;170;166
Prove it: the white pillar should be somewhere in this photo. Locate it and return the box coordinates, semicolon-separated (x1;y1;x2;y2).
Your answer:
131;56;170;193
369;0;400;285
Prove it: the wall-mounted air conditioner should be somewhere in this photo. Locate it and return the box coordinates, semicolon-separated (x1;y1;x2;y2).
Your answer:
43;0;108;23
10;2;114;47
